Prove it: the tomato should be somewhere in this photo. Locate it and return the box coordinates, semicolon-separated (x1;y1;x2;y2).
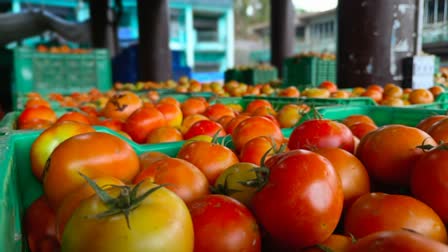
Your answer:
313;147;370;210
214;162;260;206
302;88;331;98
24;196;58;252
245;99;273;114
225;114;251;135
61;180;194;252
288;119;354;153
344;193;447;243
183;120;226;140
411;143;448;224
188;195;261;252
361;90;382;103
177;141;239;184
138;151;169;170
123;107;166;144
319;81;338;93
203;103;235;121
356;125;436;186
302;234;352;252
56;111;91;125
427;118;448;143
25;98;51;109
331;90;351;98
252;149;343;249
56;177;124;241
367;84;384;93
416;115;448;133
276;104;308;128
146;126;183;143
101;91;143;121
348;230;448;252
155;103;183;128
349;122;378;140
216;115;234;130
35;237;60;252
180;114;209;134
429;86;444;98
18;107;57;128
95;118;123;132
43;132;140;209
409;89;434;104
342;115;376;128
19;118;54;130
180;97;208;117
239;136;275;166
133;157;209;204
383;85;403;99
278;86;300;97
158;96;181;107
30;121;95;181
232;116;283;152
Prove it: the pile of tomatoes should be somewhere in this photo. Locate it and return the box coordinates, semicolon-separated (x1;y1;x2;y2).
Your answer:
23;95;448;251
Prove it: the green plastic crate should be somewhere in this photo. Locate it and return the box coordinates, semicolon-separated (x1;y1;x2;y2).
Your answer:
224;68;278;85
241;96;377;107
13;47;112;97
299;105;448;127
283;56;336;89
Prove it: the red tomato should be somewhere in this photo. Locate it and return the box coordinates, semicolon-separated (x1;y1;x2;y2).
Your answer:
180;97;208;117
18;107;57;128
24;196;57;252
101;91;142;121
245;99;273;114
133;157;209;204
342;115;376;128
43;132;140;209
188;195;261;252
146;126;183;143
288;119;354;153
177;141;239;184
427;118;448;143
349;122;378;140
183;120;226;140
56;111;91;125
411;143;448;224
232;116;283;152
344;193;447;243
348;230;448;252
95;118;124;132
252;149;344;249
416;115;448;133
203;103;235;121
302;234;352;252
225;115;251;135
356;125;436;186
319;81;338;92
239;136;275;166
123;107;166;144
155;103;183;128
138;151;170;170
19;118;54;130
313;147;370;210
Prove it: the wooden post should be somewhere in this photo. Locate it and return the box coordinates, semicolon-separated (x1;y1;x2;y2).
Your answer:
137;0;172;82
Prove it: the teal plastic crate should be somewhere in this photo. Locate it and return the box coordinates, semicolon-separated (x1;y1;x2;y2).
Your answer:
224;67;278;85
282;56;336;89
13;47;112;97
299;105;448;127
241;96;377;107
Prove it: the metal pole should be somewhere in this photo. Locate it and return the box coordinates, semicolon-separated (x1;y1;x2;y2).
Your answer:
416;0;425;54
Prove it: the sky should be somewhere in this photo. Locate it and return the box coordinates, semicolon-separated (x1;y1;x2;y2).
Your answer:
292;0;338;12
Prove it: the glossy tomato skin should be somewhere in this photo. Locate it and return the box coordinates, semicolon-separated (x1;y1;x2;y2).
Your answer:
232;116;283;152
344;193;447;243
411;144;448;224
123;107;166;144
30;121;96;181
177;141;239;184
101;91;142;121
188;195;261;252
348;230;448;252
61;181;194;252
180;97;208;117
427;118;448;143
239;136;275;166
302;234;352;252
43;132;140;209
288;119;354;153
416;115;448;133
56;111;91;125
138;152;169;170
133;157;209;204
203;103;235;121
252;149;344;249
146;126;183;143
183;120;226;140
24;196;58;252
356;125;436;186
18;107;57;128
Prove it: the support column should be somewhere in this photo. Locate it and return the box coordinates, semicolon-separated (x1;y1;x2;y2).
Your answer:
270;0;295;77
89;0;119;57
337;0;417;88
137;0;172;82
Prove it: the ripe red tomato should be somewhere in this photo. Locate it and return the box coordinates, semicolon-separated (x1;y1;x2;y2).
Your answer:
342;115;376;128
232;116;283;152
24;196;58;252
203;103;235;121
155;103;183;128
252;149;344;249
138;151;169;170
183;120;226;140
30;121;95;181
43;132;140;209
101;91;142;121
348;230;448;252
18;107;57;128
180;97;208;117
95;118;124;132
123;106;166;144
427;118;448;143
225;114;251;135
56;111;91;125
302;234;352;252
356;125;436;186
133;157;209;204
239;136;276;166
344;193;447;243
245;99;273;114
416;115;448;133
288;119;354;153
146;126;183;143
177;141;239;184
349;122;378;140
313;147;370;210
188;195;261;252
411;143;448;224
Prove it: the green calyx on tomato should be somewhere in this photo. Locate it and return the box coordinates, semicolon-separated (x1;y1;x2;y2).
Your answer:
416;138;440;152
79;173;165;229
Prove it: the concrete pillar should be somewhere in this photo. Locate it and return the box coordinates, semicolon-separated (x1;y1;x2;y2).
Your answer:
89;0;119;57
137;0;172;82
337;0;417;87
